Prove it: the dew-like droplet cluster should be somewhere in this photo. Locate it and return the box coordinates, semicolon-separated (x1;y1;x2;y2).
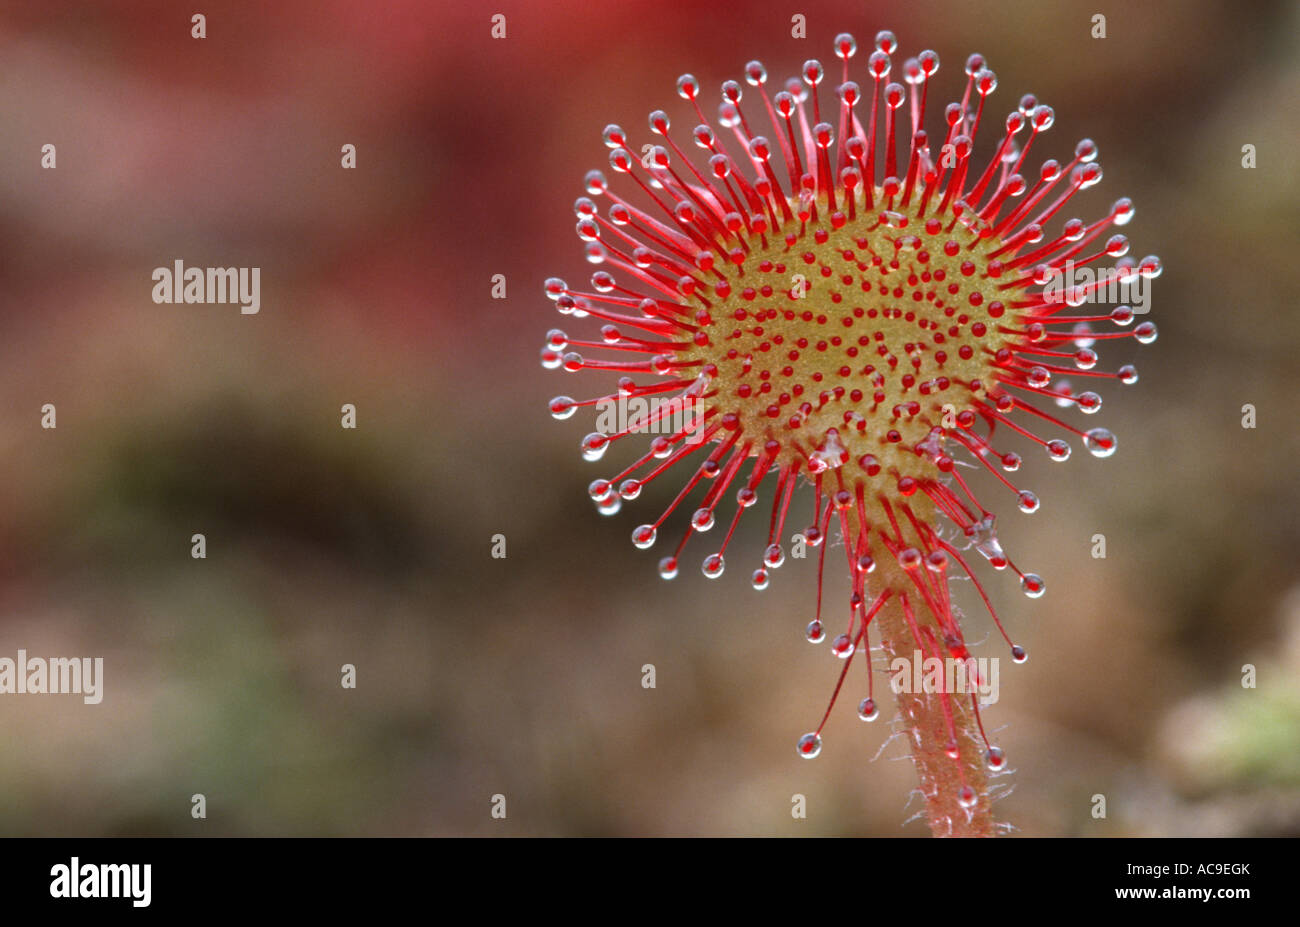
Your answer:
543;30;1156;811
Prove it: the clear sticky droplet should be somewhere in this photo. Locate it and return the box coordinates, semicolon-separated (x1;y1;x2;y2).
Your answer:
1045;439;1071;462
691;508;715;532
967;515;1006;569
985;746;1006;771
797;732;822;759
658;556;678;580
631;524;656;549
1020;573;1046;598
702;553;725;578
831;634;855;659
858;698;879;722
549;396;576;420
805;620;825;644
808;429;849;472
582;432;610;462
1084;427;1117;458
957;786;978;809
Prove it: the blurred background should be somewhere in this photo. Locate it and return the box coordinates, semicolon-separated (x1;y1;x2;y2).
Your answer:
0;0;1296;836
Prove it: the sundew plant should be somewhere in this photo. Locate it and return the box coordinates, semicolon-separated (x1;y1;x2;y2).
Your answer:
542;30;1159;837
